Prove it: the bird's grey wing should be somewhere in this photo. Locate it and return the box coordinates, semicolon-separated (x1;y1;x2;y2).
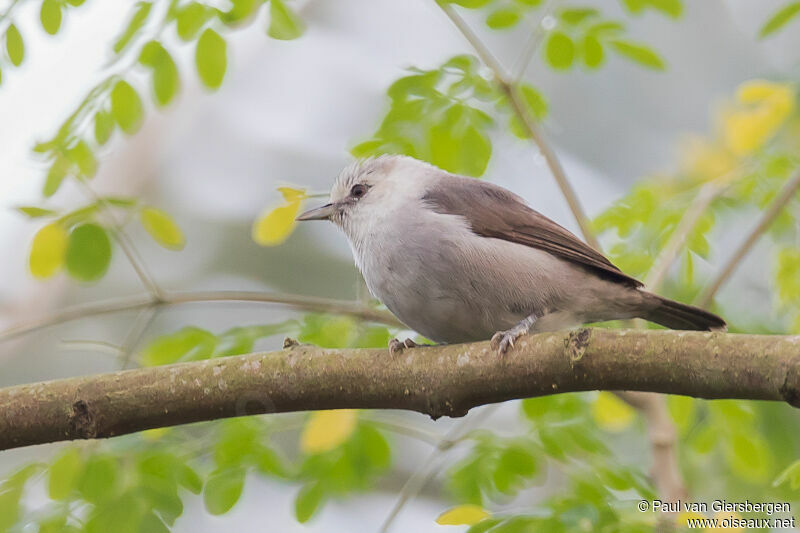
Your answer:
422;174;643;288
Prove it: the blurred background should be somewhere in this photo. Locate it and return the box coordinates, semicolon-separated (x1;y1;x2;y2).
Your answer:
2;0;800;531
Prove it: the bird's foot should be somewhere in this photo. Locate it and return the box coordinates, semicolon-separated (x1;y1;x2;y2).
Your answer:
490;315;536;355
388;338;419;357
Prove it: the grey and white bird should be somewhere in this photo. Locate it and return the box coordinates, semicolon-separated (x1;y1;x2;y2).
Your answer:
296;155;725;355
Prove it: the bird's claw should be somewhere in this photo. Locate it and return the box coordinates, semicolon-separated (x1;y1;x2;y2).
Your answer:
388;338;418;357
490;328;525;355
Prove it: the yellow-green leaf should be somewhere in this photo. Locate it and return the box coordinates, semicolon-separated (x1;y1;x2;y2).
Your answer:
67;140;97;178
176;3;211;41
592;391;635;432
40;0;62;35
760;2;800;38
139;207;185;250
195;28;227;90
252;200;301;246
48;448;83;500
6;24;24;66
545;31;575;70
110;80;144;134
486;8;520;29
17;206;57;218
435;504;491;526
29;223;68;279
609;39;666;70
65;223;112;282
203;467;245;515
43;155;71;197
113;1;153;54
94;110;114;146
277;186;307;202
268;0;305;40
139;41;180;106
300;410;357;454
582;34;604;68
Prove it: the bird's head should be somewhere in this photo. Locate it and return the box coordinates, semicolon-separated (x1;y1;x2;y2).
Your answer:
296;155;434;235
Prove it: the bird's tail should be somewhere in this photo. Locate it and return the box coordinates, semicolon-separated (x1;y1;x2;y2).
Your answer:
639;292;727;331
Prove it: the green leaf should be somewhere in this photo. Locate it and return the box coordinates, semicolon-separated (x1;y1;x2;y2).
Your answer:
609;39;665;70
560;7;599;25
176;2;212;41
448;0;492;7
760;2;800;38
94;110;114;145
139;41;180;106
67;140;97;178
544;31;575;70
195;28;227;90
486;8;521;29
294;482;324;523
141;327;217;366
17;206;57;218
139;513;170;533
139;207;186;250
49;448;84;500
111;80;144;134
65;223;112;282
223;0;260;25
78;455;119;503
203;468;245;515
6;24;24;66
588;20;625;36
43;155;71;197
518;84;547;120
113;2;153;54
268;0;305;40
40;0;62;35
581;34;604;68
429;105;491;177
667;395;696;434
726;430;771;482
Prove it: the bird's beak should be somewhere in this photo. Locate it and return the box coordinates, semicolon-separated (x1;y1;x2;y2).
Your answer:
296;203;335;221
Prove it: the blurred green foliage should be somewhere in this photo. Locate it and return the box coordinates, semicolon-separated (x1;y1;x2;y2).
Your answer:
4;0;800;531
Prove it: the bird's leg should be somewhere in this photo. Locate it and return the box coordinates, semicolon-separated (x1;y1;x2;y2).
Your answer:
491;313;538;355
388;337;420;357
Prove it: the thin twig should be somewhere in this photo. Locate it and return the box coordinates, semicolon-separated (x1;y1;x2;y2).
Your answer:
0;290;402;343
75;180;164;299
0;0;23;34
644;181;728;291
119;306;159;369
512;0;558;81
615;391;686;503
696;168;800;309
436;1;599;250
379;405;499;533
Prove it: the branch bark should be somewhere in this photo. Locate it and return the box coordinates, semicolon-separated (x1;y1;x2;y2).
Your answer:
2;328;799;451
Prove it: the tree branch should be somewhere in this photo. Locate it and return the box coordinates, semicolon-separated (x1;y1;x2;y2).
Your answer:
696;168;800;309
436;1;600;250
0;290;402;343
2;328;799;451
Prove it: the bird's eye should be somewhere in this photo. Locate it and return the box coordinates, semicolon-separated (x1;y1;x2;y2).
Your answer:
350;184;367;198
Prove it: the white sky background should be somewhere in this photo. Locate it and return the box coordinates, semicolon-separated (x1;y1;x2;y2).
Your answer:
0;0;798;531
